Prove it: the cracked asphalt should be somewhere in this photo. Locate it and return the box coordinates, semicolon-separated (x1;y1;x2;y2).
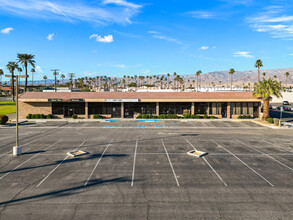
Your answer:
0;121;293;219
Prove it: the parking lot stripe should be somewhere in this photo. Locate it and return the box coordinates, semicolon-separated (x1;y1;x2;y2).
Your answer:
236;139;293;172
185;139;227;187
203;157;228;187
37;140;86;187
84;139;113;187
189;121;196;127
161;139;180;186
0;139;63;181
222;122;232;127
211;140;274;187
131;139;138;187
261;139;293;153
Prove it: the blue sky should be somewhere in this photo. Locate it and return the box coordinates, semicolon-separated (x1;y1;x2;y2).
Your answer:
0;0;293;80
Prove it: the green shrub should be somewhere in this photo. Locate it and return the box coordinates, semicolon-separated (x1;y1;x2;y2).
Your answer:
93;114;102;119
267;118;274;124
0;115;8;125
238;115;253;119
47;114;53;119
72;114;78;119
136;114;142;119
203;114;209;119
210;116;217;119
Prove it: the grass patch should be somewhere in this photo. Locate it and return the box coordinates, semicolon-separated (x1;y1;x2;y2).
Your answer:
0;101;16;115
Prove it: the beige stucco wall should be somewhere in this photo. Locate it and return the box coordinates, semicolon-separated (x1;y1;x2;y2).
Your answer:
19;102;52;119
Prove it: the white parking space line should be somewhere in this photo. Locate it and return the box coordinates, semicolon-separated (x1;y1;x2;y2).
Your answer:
261;140;293;153
186;139;227;187
37;140;87;187
84;139;113;187
203;157;228;187
0;139;63;181
221;122;232;127
161;139;180;186
189;121;196;127
131;139;138;186
236;139;293;172
211;140;274;187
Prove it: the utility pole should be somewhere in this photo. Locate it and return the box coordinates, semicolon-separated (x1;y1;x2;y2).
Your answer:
51;69;59;92
5;74;27;156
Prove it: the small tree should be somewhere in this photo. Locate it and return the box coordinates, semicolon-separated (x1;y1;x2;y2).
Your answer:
285;72;290;88
229;68;235;91
60;74;65;85
254;59;263;82
31;68;35;86
43;75;47;86
253;77;282;121
0;69;3;86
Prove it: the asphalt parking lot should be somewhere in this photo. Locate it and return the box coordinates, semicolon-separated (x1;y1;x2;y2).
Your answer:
1;121;293;219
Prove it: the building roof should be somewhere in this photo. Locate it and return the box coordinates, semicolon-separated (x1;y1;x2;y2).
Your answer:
19;92;260;102
0;87;11;91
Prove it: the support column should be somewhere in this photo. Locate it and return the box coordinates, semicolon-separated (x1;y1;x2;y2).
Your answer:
227;102;231;119
191;102;195;115
121;102;124;119
85;102;89;119
156;102;159;116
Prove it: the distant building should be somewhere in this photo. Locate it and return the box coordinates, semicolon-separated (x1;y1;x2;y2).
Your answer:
0;87;11;96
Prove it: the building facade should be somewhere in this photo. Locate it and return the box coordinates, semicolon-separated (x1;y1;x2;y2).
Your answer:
19;92;261;119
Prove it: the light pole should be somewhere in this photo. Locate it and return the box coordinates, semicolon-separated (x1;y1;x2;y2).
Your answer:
5;74;27;156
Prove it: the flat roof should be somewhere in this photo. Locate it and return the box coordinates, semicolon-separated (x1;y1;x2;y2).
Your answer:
19;92;260;102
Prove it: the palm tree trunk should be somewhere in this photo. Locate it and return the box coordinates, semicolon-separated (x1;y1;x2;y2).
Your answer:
25;63;28;92
230;75;233;91
286;76;288;88
197;76;199;92
263;99;270;121
258;67;260;82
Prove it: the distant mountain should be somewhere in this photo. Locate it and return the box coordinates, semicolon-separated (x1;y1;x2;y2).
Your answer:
184;68;293;85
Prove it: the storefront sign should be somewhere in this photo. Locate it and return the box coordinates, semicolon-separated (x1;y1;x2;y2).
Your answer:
105;99;140;102
48;99;84;102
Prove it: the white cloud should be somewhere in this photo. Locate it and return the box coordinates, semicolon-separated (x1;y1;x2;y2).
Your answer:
113;64;128;69
102;0;141;9
247;6;293;39
289;54;293;56
233;51;254;58
90;34;114;43
1;27;13;34
188;11;216;19
35;66;43;73
200;46;209;50
148;31;184;45
47;33;54;40
0;0;142;25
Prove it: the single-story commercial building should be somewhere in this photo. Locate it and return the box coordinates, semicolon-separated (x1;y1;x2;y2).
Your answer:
19;92;261;119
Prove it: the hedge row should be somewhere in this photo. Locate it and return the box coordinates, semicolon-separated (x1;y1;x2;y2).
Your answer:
237;115;253;119
136;114;217;119
26;114;53;119
0;115;8;125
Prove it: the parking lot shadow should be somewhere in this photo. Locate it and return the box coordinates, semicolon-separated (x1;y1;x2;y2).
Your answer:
0;154;128;175
0;177;132;206
22;150;46;155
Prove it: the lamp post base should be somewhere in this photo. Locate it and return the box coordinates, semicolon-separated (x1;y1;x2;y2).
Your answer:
13;146;22;156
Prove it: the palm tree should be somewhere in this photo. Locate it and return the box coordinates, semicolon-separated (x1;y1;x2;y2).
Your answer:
17;53;35;92
285;72;290;88
60;74;65;85
31;68;35;86
253;77;282;120
68;73;75;91
0;69;3;86
254;59;263;82
262;72;266;77
229;68;235;91
196;70;202;92
43;75;47;86
6;62;21;101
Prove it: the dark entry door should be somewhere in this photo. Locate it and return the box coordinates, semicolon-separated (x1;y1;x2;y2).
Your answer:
64;105;74;118
111;104;121;118
221;102;227;118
